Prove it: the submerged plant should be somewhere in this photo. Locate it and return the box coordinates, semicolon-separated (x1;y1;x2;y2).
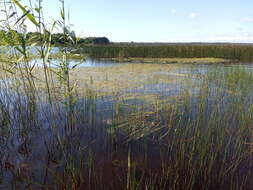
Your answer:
0;0;253;190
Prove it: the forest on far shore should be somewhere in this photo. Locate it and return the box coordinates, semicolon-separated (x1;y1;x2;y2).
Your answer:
0;30;110;46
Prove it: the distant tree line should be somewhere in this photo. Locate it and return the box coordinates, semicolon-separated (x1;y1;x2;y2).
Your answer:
77;37;110;45
0;30;110;46
81;44;253;61
2;29;253;61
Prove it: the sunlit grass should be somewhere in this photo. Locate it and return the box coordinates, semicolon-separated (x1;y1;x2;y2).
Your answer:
1;0;253;189
101;57;231;64
1;60;253;189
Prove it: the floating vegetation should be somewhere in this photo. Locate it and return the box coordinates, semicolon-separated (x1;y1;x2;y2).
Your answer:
0;0;253;189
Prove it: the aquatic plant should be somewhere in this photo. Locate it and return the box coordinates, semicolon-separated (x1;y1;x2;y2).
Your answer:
0;1;253;190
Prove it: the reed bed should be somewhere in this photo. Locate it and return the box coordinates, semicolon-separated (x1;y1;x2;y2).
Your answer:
0;1;253;190
81;44;253;62
1;61;253;189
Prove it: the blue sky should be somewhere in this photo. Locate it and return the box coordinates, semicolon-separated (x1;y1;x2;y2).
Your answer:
30;0;253;42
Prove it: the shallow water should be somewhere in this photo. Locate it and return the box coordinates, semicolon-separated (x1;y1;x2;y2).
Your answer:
31;58;121;68
1;60;253;189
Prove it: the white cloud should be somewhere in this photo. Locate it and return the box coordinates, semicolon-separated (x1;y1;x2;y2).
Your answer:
171;9;177;14
207;33;253;42
241;17;253;22
24;20;37;32
189;12;199;19
236;27;244;31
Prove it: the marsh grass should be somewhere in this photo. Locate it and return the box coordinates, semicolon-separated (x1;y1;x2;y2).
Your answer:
0;1;253;190
82;44;253;62
100;57;231;64
1;61;253;189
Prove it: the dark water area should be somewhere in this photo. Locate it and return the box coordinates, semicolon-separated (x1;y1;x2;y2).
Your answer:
1;60;253;189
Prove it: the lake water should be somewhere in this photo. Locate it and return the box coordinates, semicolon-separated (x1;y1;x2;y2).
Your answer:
31;58;119;68
1;58;253;188
2;58;253;127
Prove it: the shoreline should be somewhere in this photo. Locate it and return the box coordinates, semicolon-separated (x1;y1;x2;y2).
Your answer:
98;57;233;64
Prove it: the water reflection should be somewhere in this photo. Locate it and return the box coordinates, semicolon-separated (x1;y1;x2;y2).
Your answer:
31;58;120;68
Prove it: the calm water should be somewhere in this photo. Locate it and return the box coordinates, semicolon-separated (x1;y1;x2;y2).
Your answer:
5;59;252;124
31;58;119;68
1;58;253;188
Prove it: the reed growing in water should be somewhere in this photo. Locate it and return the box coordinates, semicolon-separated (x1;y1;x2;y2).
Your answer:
81;44;253;62
0;1;253;190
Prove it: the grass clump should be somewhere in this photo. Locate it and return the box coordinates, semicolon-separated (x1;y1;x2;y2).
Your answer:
0;0;253;190
101;57;231;64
